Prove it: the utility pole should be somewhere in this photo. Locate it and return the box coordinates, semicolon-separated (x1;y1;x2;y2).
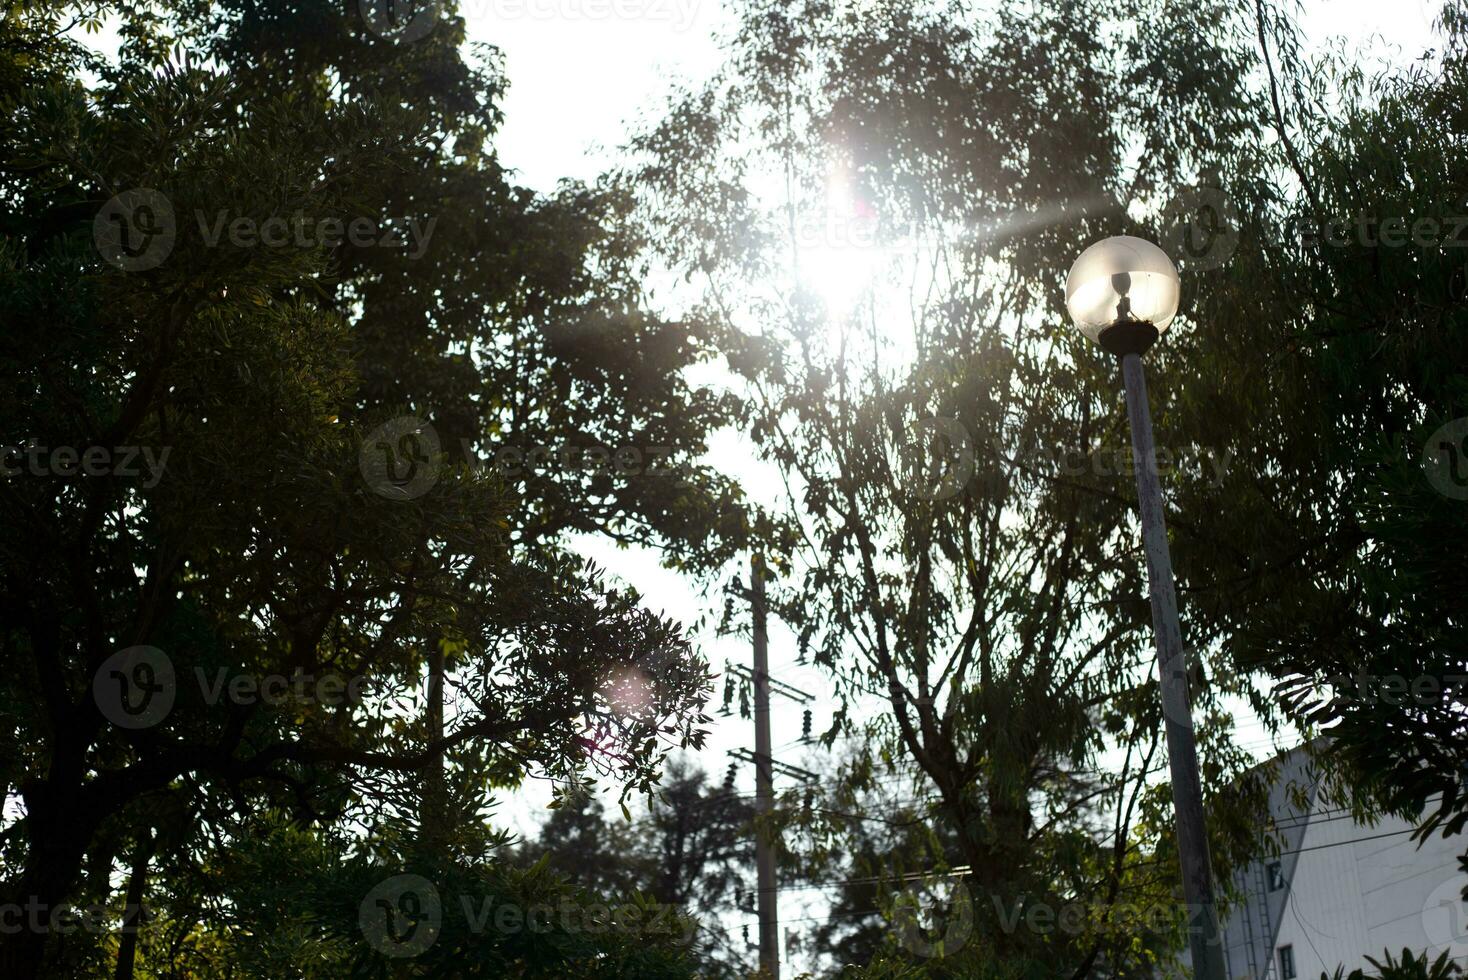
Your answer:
750;554;780;979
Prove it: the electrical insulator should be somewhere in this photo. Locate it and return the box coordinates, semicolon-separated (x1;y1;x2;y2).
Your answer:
801;708;812;743
724;762;736;792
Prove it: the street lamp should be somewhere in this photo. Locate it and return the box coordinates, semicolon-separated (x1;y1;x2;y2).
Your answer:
1066;235;1227;980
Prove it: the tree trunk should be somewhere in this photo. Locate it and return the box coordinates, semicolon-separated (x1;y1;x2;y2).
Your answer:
0;770;98;979
421;641;447;843
114;829;155;980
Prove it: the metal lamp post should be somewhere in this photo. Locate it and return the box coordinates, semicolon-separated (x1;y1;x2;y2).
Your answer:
1066;235;1227;980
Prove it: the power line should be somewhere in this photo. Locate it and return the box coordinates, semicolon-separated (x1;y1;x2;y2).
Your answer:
756;821;1429;931
756;802;1398;902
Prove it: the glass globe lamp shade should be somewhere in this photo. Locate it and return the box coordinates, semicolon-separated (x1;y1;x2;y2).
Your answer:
1065;236;1180;344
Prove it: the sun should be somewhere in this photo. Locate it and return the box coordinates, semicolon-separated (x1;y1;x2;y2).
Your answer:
793;168;885;320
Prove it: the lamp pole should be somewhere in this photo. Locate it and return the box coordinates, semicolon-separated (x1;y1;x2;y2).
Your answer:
1106;328;1227;980
1067;237;1227;980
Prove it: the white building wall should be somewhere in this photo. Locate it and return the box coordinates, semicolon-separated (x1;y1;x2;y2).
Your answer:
1172;747;1468;980
1269;807;1371;977
1258;801;1468;978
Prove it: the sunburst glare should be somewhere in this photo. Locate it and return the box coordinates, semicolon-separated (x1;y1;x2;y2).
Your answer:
793;167;885;321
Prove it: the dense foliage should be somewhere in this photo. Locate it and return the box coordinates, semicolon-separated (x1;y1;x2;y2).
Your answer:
0;0;762;974
1;0;1465;976
624;0;1303;973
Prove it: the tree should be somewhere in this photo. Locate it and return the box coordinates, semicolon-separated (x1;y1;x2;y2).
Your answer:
1324;947;1464;980
0;0;771;974
514;759;756;976
1153;0;1468;869
626;0;1299;973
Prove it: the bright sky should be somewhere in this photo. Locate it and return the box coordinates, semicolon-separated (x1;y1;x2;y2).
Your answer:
480;0;1446;192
